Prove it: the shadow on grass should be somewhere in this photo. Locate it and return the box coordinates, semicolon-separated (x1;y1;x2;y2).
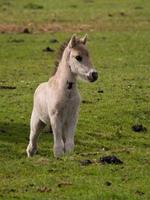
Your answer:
0;122;54;159
0;121;53;144
0;121;29;144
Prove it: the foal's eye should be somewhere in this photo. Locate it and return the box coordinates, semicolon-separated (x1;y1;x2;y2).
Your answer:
75;55;82;62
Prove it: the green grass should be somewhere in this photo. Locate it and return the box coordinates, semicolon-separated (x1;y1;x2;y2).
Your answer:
0;0;150;199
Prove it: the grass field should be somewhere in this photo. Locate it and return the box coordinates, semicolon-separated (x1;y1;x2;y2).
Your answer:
0;0;150;199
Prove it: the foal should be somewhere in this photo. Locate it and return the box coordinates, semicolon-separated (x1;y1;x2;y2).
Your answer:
26;34;98;157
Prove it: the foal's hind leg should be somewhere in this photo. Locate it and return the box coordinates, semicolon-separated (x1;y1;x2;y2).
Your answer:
26;111;45;157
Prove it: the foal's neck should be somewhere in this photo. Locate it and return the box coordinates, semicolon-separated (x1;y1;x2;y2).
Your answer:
56;62;76;90
53;50;76;90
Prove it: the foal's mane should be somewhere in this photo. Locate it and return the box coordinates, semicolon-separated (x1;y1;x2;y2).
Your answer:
52;39;70;75
52;37;81;75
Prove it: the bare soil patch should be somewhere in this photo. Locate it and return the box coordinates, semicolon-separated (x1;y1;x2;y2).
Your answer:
0;23;92;33
0;19;149;33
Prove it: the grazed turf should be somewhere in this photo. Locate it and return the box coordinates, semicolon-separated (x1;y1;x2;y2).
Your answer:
0;0;150;200
0;0;150;32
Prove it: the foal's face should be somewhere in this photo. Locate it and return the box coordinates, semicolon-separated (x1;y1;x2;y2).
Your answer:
68;35;98;82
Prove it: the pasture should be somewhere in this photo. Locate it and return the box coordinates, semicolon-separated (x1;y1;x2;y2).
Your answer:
0;0;150;199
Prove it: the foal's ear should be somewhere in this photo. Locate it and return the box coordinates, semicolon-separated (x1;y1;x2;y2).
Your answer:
68;34;77;48
80;34;88;45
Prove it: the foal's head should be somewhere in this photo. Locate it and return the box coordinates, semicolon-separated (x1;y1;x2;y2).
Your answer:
66;34;98;82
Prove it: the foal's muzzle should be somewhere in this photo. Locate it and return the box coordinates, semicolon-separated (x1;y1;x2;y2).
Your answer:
88;71;98;82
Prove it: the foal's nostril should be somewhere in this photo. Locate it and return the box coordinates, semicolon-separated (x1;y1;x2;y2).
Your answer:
92;72;98;81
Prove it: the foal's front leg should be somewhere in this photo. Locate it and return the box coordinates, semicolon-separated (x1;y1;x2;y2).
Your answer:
64;112;78;153
50;111;64;157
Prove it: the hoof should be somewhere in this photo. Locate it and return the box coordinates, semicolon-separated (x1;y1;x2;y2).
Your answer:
26;144;37;157
53;145;64;158
65;142;74;153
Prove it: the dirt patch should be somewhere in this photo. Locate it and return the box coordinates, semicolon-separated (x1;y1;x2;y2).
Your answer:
0;23;93;33
0;16;149;33
0;24;32;34
135;190;144;196
97;89;104;93
0;85;16;90
70;5;78;8
50;38;59;43
58;181;72;188
79;151;102;156
24;3;44;10
98;155;123;165
0;24;18;33
37;23;93;33
0;129;6;133
135;6;143;9
80;159;93;166
82;100;93;104
132;124;147;132
37;186;51;193
22;27;31;34
105;181;112;186
8;39;24;43
119;12;127;17
34;158;50;165
108;13;113;17
83;0;94;3
43;47;54;52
